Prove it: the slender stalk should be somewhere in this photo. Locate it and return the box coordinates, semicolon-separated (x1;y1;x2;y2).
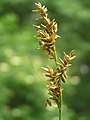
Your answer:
53;45;62;120
53;46;59;69
59;85;62;120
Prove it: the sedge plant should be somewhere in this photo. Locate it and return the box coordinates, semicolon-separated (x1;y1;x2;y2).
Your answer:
32;2;76;120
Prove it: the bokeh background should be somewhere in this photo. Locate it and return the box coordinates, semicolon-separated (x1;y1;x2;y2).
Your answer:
0;0;90;120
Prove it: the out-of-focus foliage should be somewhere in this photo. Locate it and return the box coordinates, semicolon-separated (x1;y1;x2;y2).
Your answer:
0;0;90;120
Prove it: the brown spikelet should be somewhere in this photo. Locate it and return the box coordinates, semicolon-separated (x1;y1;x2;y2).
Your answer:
33;2;60;58
58;51;76;83
45;99;52;107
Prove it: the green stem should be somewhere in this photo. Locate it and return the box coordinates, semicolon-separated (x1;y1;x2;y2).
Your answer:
53;46;58;69
59;86;62;120
53;45;62;120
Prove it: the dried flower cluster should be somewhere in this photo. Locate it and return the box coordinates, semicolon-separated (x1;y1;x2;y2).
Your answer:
33;2;76;108
42;50;75;107
32;2;60;58
58;50;76;83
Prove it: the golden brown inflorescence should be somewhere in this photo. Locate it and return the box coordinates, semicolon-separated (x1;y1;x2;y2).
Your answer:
33;2;76;108
32;2;60;58
42;50;75;106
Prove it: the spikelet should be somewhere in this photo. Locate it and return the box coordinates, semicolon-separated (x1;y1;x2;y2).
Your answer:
58;50;76;83
33;2;60;58
42;50;75;106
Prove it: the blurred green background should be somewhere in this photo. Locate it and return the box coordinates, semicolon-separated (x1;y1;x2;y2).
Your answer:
0;0;90;120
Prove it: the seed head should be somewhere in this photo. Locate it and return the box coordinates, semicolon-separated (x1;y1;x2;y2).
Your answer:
33;2;60;58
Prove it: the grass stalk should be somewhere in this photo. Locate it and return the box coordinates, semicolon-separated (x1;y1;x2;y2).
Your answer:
33;2;75;120
54;45;62;120
59;85;62;120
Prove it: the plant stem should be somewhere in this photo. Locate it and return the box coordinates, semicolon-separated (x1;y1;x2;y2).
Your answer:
59;85;62;120
53;45;62;120
53;46;58;69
